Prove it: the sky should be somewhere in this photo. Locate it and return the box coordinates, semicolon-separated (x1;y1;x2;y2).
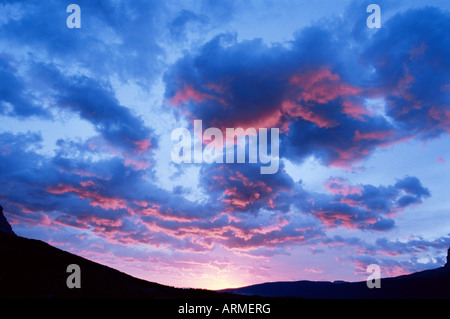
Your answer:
0;0;449;290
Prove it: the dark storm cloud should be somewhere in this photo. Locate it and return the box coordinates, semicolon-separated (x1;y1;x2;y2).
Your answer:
164;5;450;168
164;30;402;168
361;7;450;138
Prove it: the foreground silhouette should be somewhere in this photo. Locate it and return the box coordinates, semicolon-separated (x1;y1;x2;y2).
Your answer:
0;205;448;299
0;230;241;299
221;248;450;299
0;206;238;299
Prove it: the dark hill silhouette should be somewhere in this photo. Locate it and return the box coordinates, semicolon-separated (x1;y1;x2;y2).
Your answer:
0;230;241;299
0;206;240;299
220;251;450;299
0;204;449;299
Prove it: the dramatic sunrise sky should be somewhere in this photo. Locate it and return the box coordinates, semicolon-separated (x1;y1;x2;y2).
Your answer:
1;0;449;289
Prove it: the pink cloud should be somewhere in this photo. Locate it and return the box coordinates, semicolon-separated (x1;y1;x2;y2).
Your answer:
377;250;402;257
353;130;395;142
47;183;127;211
428;107;450;133
304;268;324;274
328;146;369;169
124;157;151;170
289;68;361;104
312;209;370;230
133;139;152;154
217;171;277;211
169;84;226;106
281;100;336;128
342;100;372;121
80;180;96;187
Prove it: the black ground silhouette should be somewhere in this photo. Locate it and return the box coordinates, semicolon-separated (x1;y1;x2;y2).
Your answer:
0;205;448;299
220;249;450;299
0;230;238;299
0;206;240;299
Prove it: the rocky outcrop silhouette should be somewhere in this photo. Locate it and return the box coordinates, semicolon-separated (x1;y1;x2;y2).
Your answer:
0;205;15;236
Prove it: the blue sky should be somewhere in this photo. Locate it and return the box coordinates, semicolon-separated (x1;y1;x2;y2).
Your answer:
0;0;449;289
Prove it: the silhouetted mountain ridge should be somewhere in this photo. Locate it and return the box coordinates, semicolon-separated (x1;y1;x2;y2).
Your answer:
220;251;450;299
1;230;260;299
0;205;448;299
